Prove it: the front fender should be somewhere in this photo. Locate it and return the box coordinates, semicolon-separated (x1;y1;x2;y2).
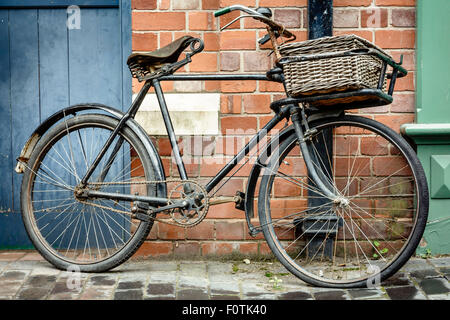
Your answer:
15;103;167;197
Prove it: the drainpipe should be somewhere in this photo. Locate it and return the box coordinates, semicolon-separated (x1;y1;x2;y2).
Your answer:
401;0;450;255
301;0;336;258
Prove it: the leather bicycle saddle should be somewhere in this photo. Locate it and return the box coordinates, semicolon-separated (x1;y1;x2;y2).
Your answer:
127;35;195;73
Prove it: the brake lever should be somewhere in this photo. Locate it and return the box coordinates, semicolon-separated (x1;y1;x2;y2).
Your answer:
258;31;279;45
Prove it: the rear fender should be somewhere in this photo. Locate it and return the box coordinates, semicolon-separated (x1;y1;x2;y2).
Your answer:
15;103;167;197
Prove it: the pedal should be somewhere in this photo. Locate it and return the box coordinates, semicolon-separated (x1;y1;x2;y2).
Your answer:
131;201;153;222
234;191;245;211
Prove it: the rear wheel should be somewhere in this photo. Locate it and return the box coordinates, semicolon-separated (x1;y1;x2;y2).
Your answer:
21;114;157;272
258;115;428;288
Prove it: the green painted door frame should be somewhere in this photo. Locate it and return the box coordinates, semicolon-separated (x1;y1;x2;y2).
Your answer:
401;0;450;255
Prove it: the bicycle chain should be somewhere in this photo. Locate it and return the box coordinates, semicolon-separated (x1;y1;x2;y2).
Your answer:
77;179;209;228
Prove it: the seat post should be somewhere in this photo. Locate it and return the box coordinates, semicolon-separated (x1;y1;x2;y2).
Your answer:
152;79;189;181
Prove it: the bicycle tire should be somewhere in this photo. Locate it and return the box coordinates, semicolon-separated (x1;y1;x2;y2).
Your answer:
21;114;157;272
258;114;429;288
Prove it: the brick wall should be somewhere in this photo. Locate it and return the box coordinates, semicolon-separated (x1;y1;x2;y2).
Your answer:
130;0;416;258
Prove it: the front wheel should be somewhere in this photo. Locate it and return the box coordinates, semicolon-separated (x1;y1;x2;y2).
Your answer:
21;114;157;272
258;115;429;288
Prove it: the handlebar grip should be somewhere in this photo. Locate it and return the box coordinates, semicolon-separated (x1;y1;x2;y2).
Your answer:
214;8;231;17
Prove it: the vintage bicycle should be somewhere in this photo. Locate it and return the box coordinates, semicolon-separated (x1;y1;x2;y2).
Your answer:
15;5;428;288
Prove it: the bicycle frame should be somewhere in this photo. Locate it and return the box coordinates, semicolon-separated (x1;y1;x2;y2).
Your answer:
78;72;339;208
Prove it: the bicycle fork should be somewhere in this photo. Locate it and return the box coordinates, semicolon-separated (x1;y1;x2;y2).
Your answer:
289;105;342;204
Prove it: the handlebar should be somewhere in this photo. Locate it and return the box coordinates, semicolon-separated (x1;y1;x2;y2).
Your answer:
214;5;295;41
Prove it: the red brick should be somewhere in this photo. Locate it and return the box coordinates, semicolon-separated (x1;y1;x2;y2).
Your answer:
174;242;201;256
220;31;256;50
220;52;240;71
200;34;217;53
207;202;244;219
158;223;186;240
132;12;186;31
215;220;245;240
375;0;415;6
333;9;359;28
334;29;373;42
388;50;415;71
243;51;271;72
186;221;215;239
219;10;240;29
202;0;220;10
375;30;415;49
373;156;413;176
361;9;388;28
243;94;271;114
237;242;258;254
375;114;415;133
220;94;242;113
220;0;256;7
132;32;157;51
201;242;233;255
159;0;170;9
259;0;307;7
221;80;257;93
391;93;415;113
158;137;183;157
189;12;216;31
221;116;257;134
173;0;199;9
274;9;301;28
334;0;372;6
259;81;285;93
215;136;245;155
391;9;416;27
190;52;218;72
132;0;157;9
395;71;415;91
133;241;173;257
159;32;173;47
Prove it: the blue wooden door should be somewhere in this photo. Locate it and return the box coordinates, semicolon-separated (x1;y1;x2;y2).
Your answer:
0;1;131;248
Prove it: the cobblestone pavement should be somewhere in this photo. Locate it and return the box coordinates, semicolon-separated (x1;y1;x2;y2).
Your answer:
0;251;449;300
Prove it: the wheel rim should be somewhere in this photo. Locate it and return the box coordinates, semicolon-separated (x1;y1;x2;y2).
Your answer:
25;119;152;265
263;119;422;285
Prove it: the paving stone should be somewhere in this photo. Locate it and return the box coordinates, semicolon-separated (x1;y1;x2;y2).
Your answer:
209;281;240;295
149;271;177;283
400;259;432;272
410;269;440;279
0;270;28;282
47;281;84;300
145;295;176;300
117;280;144;290
147;261;178;272
0;252;26;261
177;288;209;300
278;291;313;300
381;273;412;287
88;275;117;286
348;288;385;300
428;257;450;269
211;294;240;300
243;293;276;300
313;290;349;300
16;287;51;300
79;286;114;300
178;275;208;288
147;283;175;295
114;290;144;300
0;281;23;298
180;262;207;276
438;267;450;279
418;278;450;296
385;285;427;300
24;274;57;287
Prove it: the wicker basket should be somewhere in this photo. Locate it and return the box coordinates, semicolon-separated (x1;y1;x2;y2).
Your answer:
279;35;389;100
